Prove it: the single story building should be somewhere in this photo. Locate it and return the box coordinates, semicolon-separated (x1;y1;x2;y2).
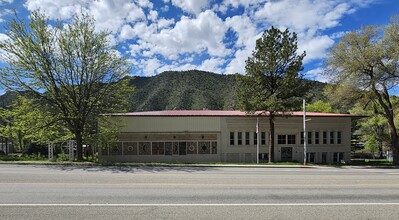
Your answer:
99;110;360;163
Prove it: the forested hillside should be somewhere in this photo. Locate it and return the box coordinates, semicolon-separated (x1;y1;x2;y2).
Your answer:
1;70;327;112
128;70;238;111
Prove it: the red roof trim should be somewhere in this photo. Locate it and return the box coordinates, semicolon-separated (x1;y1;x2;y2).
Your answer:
104;110;361;118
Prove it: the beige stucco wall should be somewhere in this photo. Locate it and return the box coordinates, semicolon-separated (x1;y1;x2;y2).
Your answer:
100;115;352;164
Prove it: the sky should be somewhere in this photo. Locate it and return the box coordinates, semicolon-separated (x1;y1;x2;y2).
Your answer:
0;0;399;82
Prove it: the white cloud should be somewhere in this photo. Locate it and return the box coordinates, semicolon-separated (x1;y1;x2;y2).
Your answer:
129;10;229;60
304;67;331;83
299;35;335;64
198;58;225;73
171;0;210;15
254;0;357;32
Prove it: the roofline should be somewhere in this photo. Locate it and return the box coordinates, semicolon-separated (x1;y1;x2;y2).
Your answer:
102;110;365;118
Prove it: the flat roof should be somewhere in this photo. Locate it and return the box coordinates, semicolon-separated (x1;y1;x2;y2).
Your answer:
105;110;362;118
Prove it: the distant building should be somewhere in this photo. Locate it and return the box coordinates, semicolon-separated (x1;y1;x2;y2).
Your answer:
99;110;360;163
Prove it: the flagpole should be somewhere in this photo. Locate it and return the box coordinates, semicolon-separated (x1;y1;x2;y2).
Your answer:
303;99;307;165
256;117;259;164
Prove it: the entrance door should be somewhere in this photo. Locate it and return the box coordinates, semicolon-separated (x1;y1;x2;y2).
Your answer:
179;142;187;155
281;147;293;162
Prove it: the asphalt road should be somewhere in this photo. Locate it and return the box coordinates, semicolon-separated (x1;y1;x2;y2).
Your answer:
0;164;399;219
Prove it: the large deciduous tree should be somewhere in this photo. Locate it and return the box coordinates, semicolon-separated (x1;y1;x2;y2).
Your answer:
326;18;399;165
0;11;133;160
237;27;307;163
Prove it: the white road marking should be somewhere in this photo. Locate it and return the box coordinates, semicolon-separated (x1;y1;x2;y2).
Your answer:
0;203;399;207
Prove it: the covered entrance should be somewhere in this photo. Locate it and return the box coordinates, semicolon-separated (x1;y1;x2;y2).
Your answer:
281;147;293;162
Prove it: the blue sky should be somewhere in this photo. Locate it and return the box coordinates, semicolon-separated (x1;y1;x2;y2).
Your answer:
0;0;399;82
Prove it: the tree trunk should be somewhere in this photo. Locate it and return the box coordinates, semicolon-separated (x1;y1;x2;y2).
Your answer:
268;113;275;163
378;142;383;159
392;135;399;166
75;129;84;161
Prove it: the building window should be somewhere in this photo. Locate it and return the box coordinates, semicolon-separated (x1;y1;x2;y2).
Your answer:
254;132;258;145
211;142;217;154
330;131;335;144
238;132;242;145
152;142;165;155
307;152;315;163
337;132;342;144
198;142;210;154
278;135;286;145
323;131;327;144
187;142;197;154
230;132;235;145
261;132;266;145
333;152;344;163
315;132;320;144
308;132;312;144
301;132;304;144
245;132;250;145
287;135;296;144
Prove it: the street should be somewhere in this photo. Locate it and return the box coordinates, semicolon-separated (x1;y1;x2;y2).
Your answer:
0;164;399;219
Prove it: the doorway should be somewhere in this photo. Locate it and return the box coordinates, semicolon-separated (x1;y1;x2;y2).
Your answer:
281;147;293;162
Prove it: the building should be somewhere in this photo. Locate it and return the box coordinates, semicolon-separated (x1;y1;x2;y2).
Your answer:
99;110;360;163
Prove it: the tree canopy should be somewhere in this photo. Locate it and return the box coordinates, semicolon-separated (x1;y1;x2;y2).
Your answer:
326;18;399;165
0;11;133;160
237;26;307;162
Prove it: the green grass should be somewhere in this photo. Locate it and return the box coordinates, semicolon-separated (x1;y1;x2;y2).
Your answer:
0;154;47;161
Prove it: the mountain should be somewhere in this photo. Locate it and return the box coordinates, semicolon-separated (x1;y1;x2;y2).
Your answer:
0;70;327;111
128;70;239;111
127;70;327;112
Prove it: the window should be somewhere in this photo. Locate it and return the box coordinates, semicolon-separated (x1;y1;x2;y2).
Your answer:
315;132;320;144
230;132;235;145
333;152;344;163
301;132;304;144
245;132;250;145
323;132;327;144
278;135;286;144
198;142;210;154
330;131;335;144
152;142;165;155
238;132;242;145
261;132;266;145
287;135;296;144
254;132;258;145
123;142;137;155
307;152;315;163
337;132;342;144
308;132;312;144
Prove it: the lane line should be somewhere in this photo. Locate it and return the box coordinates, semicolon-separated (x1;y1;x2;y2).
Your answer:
1;203;399;207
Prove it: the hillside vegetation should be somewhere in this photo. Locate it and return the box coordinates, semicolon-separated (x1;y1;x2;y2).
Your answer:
1;70;327;112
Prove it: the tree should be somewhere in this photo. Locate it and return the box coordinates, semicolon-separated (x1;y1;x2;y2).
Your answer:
0;11;133;160
326;19;399;165
0;95;72;151
365;135;378;159
237;26;307;163
350;104;390;158
306;100;334;113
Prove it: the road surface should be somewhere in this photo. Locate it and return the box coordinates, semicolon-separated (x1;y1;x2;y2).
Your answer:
0;164;398;219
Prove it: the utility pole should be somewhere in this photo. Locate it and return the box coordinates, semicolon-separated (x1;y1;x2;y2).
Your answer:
303;99;307;165
256;117;259;164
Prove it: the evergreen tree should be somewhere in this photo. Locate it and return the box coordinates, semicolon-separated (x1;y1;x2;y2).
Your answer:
237;27;307;162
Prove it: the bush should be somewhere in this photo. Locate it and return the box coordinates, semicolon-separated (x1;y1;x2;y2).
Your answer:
22;143;48;156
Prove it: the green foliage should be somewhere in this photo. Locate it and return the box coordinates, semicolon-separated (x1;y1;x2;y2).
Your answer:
365;135;378;156
237;27;307;114
306;100;334;113
236;27;308;162
0;95;72;151
128;70;238;111
326;18;399;165
0;11;133;160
